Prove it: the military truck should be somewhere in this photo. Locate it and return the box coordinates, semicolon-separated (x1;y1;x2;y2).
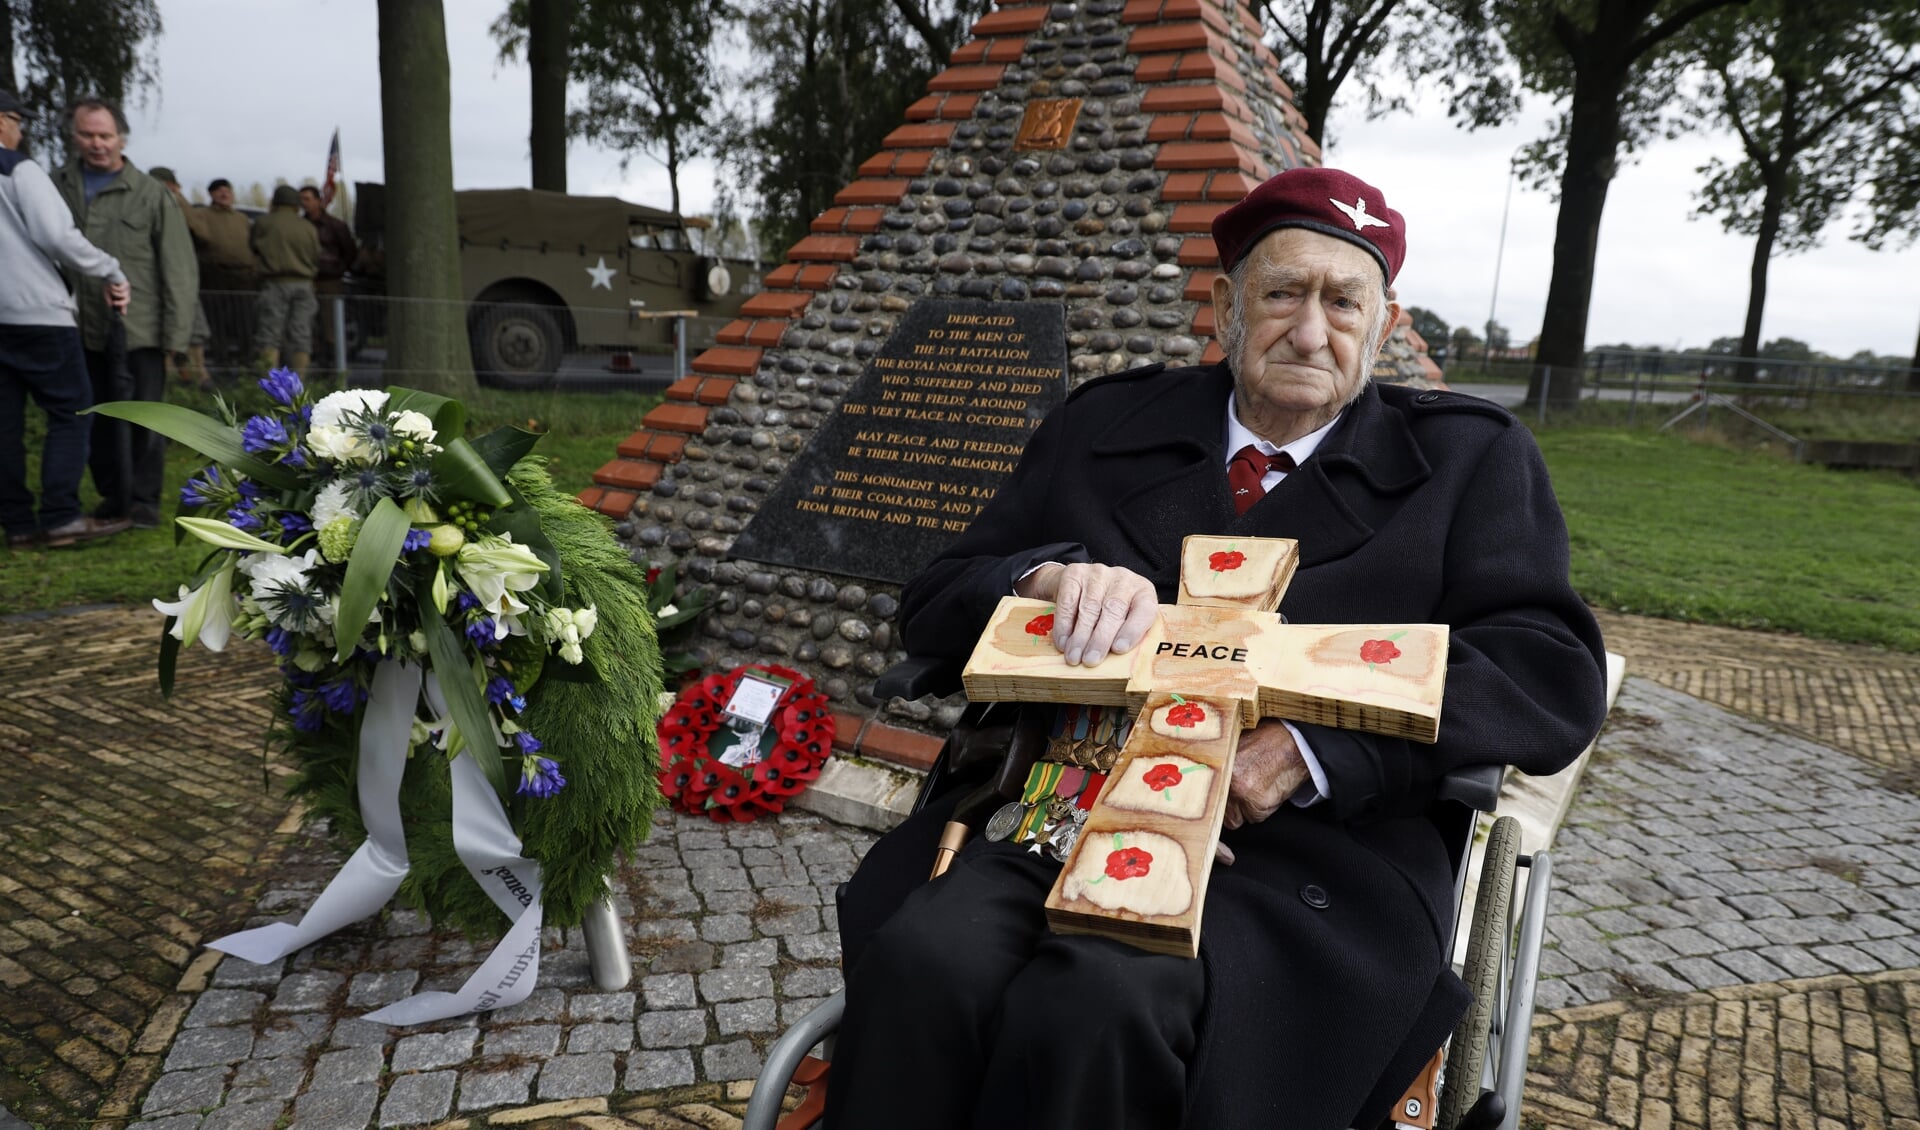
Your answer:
350;184;764;386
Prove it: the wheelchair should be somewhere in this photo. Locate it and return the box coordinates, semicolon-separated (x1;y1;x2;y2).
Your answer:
743;657;1555;1130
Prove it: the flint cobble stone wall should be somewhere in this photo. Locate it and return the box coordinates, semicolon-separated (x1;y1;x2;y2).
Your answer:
620;0;1386;711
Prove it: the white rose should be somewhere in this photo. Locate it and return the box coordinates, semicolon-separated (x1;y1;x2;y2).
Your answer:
390;409;437;443
306;425;373;465
311;388;390;429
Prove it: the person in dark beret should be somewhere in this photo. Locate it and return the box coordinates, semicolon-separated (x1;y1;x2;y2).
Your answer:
823;166;1609;1130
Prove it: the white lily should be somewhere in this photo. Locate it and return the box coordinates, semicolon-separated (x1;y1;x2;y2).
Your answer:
544;604;598;664
456;535;549;625
174;515;287;555
152;556;238;651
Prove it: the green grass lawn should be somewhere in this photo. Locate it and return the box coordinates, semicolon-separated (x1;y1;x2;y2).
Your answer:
8;384;1918;656
1;382;658;614
1537;427;1920;652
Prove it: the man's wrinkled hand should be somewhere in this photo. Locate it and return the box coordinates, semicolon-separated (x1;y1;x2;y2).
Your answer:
1014;562;1157;667
1221;720;1308;834
104;280;130;313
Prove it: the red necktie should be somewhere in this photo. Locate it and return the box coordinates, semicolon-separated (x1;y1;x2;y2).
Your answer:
1228;444;1295;514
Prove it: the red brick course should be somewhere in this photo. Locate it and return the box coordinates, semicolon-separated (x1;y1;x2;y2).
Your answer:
690;347;763;376
616;430;688;462
833;181;910;207
592;457;663;492
927;64;1007;91
642;403;712;435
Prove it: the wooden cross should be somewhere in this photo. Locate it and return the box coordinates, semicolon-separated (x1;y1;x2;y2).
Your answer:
959;535;1448;958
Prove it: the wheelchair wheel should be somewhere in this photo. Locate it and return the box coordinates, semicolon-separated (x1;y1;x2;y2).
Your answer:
1438;815;1521;1130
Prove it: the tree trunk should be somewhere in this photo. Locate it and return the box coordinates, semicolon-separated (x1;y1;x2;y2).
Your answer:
1909;317;1920;393
0;1;16;95
1736;172;1785;383
1530;65;1629;406
378;0;478;399
527;0;571;193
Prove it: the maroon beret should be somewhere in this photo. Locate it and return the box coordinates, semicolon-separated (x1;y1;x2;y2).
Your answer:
1211;167;1406;285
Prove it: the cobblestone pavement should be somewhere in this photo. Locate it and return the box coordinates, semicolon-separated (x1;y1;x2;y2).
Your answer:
1593;610;1920;770
0;609;289;1127
1536;679;1920;1012
1518;619;1920;1128
119;809;870;1130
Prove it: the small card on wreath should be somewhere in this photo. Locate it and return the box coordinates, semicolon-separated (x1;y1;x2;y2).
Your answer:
722;672;792;728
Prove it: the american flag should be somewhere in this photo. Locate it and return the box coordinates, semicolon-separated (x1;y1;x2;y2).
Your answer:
320;129;341;208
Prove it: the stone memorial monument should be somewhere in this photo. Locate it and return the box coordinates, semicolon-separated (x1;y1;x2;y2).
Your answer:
578;0;1444;786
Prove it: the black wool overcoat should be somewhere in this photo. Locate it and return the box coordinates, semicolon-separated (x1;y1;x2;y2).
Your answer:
853;362;1608;1129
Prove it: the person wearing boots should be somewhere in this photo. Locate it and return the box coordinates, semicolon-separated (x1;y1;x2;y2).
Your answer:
250;184;319;374
0;89;134;549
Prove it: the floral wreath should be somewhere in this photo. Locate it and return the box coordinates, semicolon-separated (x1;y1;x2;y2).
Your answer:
96;371;662;935
658;665;835;822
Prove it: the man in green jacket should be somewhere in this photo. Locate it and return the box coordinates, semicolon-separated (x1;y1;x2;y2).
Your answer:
251;185;319;373
50;98;197;529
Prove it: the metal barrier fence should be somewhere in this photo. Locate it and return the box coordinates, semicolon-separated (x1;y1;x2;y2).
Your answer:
1441;351;1920;434
179;289;734;389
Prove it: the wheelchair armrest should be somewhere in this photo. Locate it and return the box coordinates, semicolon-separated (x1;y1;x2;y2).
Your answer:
872;655;965;701
1436;763;1505;813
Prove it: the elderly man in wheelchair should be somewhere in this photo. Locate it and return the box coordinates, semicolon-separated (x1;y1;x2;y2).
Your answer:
769;168;1608;1130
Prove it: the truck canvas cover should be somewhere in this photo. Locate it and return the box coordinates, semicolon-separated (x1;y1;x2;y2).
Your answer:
455;188;684;251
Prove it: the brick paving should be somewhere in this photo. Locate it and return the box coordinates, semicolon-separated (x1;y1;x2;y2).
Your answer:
8;605;1920;1128
1516;615;1920;1128
0;608;289;1128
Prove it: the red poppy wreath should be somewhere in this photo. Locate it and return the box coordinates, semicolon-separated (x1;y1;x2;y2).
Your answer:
656;665;836;822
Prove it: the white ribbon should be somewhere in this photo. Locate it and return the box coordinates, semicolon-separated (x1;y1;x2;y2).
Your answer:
364;747;544;1023
208;661;419;964
209;662;548;1025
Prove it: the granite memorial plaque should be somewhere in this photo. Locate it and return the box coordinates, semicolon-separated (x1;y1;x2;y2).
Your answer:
729;299;1067;584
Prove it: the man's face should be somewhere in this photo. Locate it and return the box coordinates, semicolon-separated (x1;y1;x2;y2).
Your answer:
0;112;22;151
1211;228;1398;440
71;107;124;172
299;189;323;218
210;185;234;208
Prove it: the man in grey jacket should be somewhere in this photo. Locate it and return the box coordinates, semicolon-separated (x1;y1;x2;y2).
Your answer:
0;90;133;548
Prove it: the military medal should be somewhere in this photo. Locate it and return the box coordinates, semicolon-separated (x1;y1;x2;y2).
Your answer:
985;801;1024;842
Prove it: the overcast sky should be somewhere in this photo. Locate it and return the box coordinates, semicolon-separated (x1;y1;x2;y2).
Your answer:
105;0;1920;359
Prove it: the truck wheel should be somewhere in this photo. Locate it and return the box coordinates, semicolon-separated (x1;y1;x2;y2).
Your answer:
472;302;562;387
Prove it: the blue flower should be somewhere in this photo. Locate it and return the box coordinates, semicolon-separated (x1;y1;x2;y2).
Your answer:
265;627;296;657
279;512;313;536
279;447;308;470
515;730;543;755
241;415;289;454
179;465;222;508
228;504;262;531
320;677;361;714
516;756;566;799
465;617;497;647
486;675;516;705
288;689;325;733
509;693;527;713
237;480;262;500
453;592;479;614
259;367;304;407
402;529;431;553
